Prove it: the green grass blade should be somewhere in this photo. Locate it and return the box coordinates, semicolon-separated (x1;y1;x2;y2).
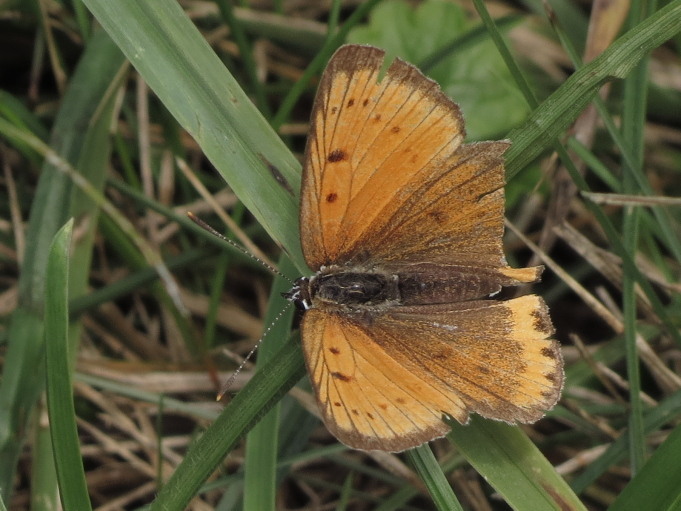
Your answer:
81;0;306;272
505;0;681;175
0;88;49;145
471;0;538;110
609;423;681;511
620;2;653;474
448;418;586;511
570;389;681;494
150;334;306;511
554;19;681;265
214;0;271;117
0;30;126;498
406;445;463;511
44;219;92;511
243;257;297;511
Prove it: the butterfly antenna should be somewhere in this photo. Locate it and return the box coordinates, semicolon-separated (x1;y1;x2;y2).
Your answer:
216;302;294;401
187;212;297;399
187;211;293;284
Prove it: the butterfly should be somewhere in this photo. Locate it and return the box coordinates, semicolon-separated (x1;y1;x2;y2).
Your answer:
283;44;563;452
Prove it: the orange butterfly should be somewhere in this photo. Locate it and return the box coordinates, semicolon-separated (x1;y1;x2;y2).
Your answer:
284;44;563;452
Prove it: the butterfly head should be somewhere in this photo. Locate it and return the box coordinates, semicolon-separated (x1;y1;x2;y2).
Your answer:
282;276;314;310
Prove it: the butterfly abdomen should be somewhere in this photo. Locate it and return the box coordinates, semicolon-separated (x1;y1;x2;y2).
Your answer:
396;270;502;304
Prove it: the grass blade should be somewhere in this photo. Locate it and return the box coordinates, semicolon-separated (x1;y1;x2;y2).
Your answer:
406;445;463;511
449;418;586;511
609;423;681;511
150;334;306;511
244;257;297;510
81;0;305;272
505;0;681;174
0;30;126;497
45;219;92;511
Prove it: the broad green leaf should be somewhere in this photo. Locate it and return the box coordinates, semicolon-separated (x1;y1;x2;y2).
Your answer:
348;0;529;140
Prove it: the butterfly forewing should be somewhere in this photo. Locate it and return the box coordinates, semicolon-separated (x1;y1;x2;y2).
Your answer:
301;45;465;269
368;141;509;267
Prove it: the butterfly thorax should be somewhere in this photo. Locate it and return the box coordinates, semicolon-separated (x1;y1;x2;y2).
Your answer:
312;271;400;305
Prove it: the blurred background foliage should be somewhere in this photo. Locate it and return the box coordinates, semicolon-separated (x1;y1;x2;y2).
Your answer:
1;0;681;509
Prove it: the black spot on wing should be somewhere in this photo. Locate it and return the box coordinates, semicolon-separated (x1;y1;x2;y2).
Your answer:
328;149;347;162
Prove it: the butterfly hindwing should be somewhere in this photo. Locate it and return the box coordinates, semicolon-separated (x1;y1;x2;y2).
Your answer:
300;307;460;452
301;294;561;452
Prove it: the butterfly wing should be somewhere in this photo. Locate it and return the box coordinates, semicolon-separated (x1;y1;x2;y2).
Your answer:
301;308;461;452
301;45;515;272
301;294;561;452
301;45;463;268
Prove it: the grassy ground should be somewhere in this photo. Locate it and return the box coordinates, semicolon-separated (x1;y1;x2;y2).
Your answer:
1;0;681;509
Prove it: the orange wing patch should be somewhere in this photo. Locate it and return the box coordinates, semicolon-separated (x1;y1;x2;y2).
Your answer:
301;45;464;269
301;309;465;452
301;295;561;451
380;295;561;423
367;141;509;267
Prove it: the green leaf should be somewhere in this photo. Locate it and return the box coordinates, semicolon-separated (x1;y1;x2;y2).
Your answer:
150;333;306;511
81;0;306;274
448;418;587;511
0;30;127;498
243;257;298;511
348;0;529;140
610;423;681;511
45;219;92;511
505;0;681;175
570;389;681;494
406;445;464;511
